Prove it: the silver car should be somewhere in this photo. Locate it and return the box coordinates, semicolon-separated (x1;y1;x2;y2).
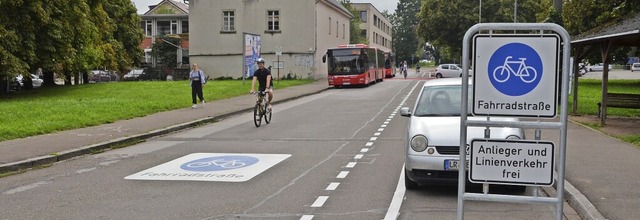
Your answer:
400;78;524;189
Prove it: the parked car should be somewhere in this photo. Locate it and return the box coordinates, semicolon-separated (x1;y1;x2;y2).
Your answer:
631;63;640;72
16;74;44;88
89;70;117;82
587;63;613;72
434;64;473;78
124;69;145;80
400;78;524;190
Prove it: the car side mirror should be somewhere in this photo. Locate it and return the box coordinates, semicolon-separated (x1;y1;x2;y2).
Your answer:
400;107;411;117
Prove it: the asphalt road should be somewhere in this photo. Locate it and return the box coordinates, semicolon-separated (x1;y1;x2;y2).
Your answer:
0;73;572;219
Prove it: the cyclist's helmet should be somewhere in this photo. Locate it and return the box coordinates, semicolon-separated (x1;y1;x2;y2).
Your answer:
256;58;265;64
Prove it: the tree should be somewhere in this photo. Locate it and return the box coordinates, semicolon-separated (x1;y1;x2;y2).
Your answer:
152;35;181;68
393;0;421;65
103;0;144;78
417;0;543;63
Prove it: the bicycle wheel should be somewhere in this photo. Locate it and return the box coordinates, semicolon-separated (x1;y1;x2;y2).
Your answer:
253;103;262;127
492;66;510;83
519;66;537;83
264;102;272;124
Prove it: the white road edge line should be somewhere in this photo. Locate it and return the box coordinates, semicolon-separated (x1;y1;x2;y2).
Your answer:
384;165;406;220
311;196;329;207
300;215;314;220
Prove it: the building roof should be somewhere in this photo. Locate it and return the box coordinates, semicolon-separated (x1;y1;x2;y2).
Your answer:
144;0;189;15
572;12;640;46
323;0;354;19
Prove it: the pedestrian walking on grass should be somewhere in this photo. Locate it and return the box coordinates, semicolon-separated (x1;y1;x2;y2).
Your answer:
189;63;206;108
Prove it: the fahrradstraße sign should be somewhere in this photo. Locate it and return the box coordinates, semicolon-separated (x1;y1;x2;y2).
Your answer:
473;35;559;118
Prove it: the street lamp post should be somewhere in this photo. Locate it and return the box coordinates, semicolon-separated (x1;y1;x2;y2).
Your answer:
514;0;518;23
479;0;482;23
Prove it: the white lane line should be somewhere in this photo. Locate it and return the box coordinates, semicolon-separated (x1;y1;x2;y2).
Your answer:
381;124;387;128
366;142;374;147
354;154;363;159
374;132;381;136
391;113;396;116
370;137;377;141
384;165;407;220
361;148;369;153
311;196;329;207
383;121;389;124
326;182;340;191
300;215;314;220
346;162;356;168
386;119;392;122
378;128;384;132
337;171;349;178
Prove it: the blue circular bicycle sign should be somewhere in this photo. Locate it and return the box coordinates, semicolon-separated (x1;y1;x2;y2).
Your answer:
180;155;259;172
487;43;543;96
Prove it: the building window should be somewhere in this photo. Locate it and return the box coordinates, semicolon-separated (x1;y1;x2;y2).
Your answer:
360;11;367;22
171;20;178;34
329;17;331;35
181;20;189;33
373;15;378;28
141;20;152;36
157;20;178;35
223;11;235;31
267;10;280;31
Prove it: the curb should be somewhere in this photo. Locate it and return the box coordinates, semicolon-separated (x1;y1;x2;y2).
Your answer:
559;179;608;220
0;86;330;174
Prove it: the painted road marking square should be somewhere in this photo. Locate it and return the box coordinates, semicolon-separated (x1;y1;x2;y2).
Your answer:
125;153;291;182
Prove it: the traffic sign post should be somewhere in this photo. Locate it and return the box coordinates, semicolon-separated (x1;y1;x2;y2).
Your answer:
275;46;282;83
458;23;571;220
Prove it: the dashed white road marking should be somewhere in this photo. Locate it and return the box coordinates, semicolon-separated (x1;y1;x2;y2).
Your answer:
361;148;369;153
381;124;387;128
311;196;329;207
326;182;340;191
374;132;381;136
354;154;363;159
370;137;378;141
346;162;356;168
336;171;349;178
378;128;384;132
366;142;374;147
300;215;314;220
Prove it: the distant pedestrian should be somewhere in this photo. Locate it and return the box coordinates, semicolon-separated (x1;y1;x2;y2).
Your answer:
189;63;206;108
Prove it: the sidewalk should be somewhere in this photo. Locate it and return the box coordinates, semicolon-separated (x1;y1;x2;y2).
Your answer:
1;79;638;220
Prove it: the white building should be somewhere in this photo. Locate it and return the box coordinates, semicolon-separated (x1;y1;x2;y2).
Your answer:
352;3;393;53
188;0;353;79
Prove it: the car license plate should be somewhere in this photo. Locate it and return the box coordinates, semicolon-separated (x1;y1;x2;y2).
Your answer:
444;159;469;171
342;82;350;85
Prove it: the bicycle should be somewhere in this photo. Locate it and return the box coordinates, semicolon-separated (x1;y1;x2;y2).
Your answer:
186;159;246;169
492;56;538;83
252;90;272;127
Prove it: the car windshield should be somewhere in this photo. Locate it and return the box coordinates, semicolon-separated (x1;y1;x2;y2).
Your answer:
414;85;472;116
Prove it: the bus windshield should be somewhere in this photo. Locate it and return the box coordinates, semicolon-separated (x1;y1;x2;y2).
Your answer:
327;49;365;75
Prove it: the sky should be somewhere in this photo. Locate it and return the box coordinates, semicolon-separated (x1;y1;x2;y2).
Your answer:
131;0;399;15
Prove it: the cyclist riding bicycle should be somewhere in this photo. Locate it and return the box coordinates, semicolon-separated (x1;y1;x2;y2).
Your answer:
250;58;274;110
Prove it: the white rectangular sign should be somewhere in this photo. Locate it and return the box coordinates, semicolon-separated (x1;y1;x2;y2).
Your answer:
125;153;290;182
473;35;559;118
470;139;554;186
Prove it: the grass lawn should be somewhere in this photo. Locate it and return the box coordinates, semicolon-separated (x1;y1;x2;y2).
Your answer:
570;79;640;146
0;79;313;141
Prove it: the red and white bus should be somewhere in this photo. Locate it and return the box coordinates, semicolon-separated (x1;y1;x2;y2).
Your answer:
384;52;395;78
323;44;385;87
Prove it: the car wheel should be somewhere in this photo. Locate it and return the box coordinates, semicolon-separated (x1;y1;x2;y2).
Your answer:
404;170;419;190
589;68;592;72
436;73;443;78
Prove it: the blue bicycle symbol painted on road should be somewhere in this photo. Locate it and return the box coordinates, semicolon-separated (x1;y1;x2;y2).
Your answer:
488;43;543;96
181;155;259;172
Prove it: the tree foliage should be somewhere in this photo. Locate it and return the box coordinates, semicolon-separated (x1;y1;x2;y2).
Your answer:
392;0;421;65
152;36;181;68
0;0;142;88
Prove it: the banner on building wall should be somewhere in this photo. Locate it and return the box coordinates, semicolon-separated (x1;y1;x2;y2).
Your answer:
243;33;261;78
